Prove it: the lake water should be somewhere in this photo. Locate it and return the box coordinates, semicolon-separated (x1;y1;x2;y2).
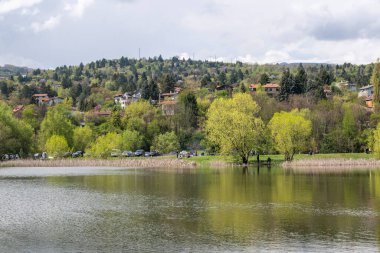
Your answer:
0;166;379;252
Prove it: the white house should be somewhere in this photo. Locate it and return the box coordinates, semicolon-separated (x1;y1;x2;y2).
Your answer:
358;85;373;97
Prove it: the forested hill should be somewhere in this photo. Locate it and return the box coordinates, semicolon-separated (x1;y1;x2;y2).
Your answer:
0;64;31;77
0;56;374;109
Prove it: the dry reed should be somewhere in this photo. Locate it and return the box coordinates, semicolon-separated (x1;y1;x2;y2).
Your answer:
0;158;197;169
282;158;380;173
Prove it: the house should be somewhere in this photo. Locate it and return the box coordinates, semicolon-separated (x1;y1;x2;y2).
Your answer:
114;91;142;109
32;94;64;106
161;91;179;101
337;81;357;92
250;83;280;96
12;105;24;118
159;101;178;116
323;85;333;98
358;85;373;97
363;95;374;109
32;94;49;106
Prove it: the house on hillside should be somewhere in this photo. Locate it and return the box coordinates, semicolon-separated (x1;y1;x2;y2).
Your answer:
12;105;24;118
337;81;357;92
161;91;179;101
365;95;374;109
32;94;49;106
114;91;142;109
32;94;64;106
358;85;373;97
159;101;178;116
250;83;280;97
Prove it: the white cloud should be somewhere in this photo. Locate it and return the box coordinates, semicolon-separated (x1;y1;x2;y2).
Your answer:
0;0;42;15
64;0;94;17
31;15;61;32
20;7;40;16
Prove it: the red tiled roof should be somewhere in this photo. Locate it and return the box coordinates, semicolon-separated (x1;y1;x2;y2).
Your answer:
265;83;279;88
250;83;279;89
162;92;178;96
159;101;177;105
12;105;24;113
32;93;48;97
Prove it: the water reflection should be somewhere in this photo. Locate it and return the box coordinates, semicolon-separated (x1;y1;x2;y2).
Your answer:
0;166;380;252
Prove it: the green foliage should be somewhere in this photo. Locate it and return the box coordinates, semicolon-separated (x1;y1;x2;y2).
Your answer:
120;130;144;151
45;135;69;158
269;110;312;161
151;132;180;154
0;102;33;154
39;107;75;149
373;123;380;159
73;126;93;151
206;93;265;164
87;132;122;158
259;73;270;85
371;62;380;107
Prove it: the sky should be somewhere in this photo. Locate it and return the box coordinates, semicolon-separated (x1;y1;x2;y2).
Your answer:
0;0;380;68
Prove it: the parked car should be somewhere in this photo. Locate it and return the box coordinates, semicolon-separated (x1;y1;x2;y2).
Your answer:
150;150;160;157
1;154;19;160
111;149;122;157
63;152;72;158
72;151;84;158
121;150;133;157
179;150;190;158
144;152;151;157
134;149;144;156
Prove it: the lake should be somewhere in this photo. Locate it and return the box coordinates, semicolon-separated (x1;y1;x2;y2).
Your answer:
0;166;379;252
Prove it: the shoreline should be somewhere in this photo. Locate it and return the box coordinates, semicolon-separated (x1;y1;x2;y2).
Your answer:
0;158;197;169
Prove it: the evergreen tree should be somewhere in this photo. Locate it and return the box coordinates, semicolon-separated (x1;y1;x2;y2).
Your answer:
259;73;270;85
292;64;307;94
162;73;176;93
278;69;293;101
149;79;159;101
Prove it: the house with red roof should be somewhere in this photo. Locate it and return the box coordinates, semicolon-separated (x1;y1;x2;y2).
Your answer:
250;83;280;97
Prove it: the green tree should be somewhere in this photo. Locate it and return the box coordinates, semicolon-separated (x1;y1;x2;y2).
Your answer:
373;122;380;158
259;73;270;85
372;61;380;109
269;109;312;161
278;69;293;101
205;93;265;164
45;135;69;158
177;91;198;129
151;131;180;154
39;107;75;149
0;102;33;155
73;126;93;151
293;63;307;94
342;104;357;152
87;132;122;158
120;130;144;151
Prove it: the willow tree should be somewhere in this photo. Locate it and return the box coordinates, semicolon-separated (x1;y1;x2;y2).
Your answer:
205;93;265;164
269;109;312;161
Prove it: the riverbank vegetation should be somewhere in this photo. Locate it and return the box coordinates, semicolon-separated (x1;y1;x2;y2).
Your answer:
1;57;380;164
